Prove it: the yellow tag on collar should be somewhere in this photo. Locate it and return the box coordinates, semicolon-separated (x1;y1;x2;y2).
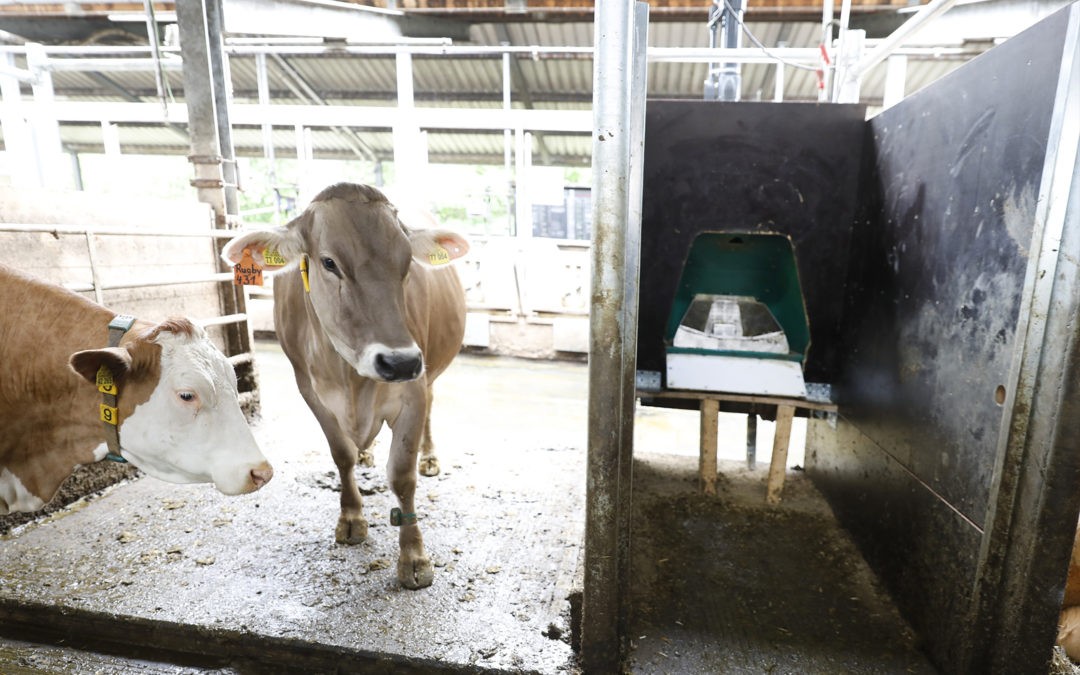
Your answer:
96;365;117;395
263;247;287;267
428;246;451;266
299;256;311;292
100;403;118;425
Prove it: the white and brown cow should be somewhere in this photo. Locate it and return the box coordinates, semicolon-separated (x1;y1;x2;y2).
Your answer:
0;264;273;514
222;182;467;589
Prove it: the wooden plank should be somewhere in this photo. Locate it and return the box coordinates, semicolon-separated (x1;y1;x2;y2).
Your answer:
699;398;719;495
644;388;838;413
766;404;796;505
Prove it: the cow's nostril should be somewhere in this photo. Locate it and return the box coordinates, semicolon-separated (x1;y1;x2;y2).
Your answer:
374;352;423;382
250;464;274;489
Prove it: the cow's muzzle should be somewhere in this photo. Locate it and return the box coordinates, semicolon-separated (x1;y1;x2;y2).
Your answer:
374;350;424;382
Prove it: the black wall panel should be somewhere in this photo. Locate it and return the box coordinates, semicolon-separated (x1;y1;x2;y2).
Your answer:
807;6;1075;673
637;101;866;386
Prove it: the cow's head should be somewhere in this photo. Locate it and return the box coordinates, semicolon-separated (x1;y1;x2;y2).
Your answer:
221;183;468;383
69;319;273;495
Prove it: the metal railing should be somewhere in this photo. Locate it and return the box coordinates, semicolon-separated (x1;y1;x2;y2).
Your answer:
0;222;250;336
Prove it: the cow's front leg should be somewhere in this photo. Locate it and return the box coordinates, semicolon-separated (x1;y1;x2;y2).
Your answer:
297;385;369;544
333;440;368;544
388;400;433;589
418;384;439;477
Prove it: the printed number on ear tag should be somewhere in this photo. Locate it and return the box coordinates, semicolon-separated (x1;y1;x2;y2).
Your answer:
96;365;117;395
428;246;451;266
233;247;264;286
100;403;118;425
262;247;287;267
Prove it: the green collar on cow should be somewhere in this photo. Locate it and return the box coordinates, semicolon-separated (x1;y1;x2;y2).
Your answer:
97;314;136;464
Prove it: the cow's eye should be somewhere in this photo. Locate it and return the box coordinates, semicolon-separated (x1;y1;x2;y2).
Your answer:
321;257;339;274
178;391;198;404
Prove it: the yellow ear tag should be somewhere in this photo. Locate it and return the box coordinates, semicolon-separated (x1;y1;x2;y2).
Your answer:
428;246;451;266
95;365;117;395
262;247;287;267
299;255;311;293
233;247;263;286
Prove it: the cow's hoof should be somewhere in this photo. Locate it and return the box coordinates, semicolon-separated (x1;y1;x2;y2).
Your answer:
358;450;376;468
335;516;368;544
398;555;434;589
419;456;440;477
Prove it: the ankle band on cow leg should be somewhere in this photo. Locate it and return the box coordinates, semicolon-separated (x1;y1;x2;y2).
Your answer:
390;508;417;526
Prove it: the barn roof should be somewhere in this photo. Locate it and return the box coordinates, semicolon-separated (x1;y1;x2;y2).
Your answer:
0;0;1069;166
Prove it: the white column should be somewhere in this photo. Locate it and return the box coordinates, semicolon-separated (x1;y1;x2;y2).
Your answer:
26;43;71;189
883;54;909;109
0;53;37;188
393;52;426;194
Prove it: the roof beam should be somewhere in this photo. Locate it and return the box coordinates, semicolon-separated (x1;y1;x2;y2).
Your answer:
269;53;377;161
222;0;470;42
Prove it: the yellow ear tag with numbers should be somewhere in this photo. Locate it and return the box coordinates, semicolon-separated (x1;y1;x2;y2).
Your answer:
428;246;451;266
96;365;117;395
299;255;311;293
262;247;287;267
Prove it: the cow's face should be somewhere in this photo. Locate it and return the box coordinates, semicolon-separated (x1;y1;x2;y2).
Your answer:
70;321;273;495
222;183;468;383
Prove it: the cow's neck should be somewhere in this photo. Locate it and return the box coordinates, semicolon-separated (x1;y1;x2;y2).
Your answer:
0;268;138;505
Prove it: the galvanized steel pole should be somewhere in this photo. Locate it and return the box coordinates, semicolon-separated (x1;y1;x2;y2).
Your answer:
584;0;642;670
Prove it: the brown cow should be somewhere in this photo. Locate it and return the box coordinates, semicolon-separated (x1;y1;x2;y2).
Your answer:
222;183;468;589
0;264;273;514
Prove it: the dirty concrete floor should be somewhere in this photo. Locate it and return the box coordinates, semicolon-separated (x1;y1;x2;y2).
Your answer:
0;340;934;673
0;342;587;674
625;453;938;675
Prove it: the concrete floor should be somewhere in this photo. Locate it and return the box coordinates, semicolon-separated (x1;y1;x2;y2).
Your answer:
0;341;933;673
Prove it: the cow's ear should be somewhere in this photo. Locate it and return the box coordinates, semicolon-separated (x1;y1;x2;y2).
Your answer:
69;347;133;386
221;227;301;270
409;229;470;267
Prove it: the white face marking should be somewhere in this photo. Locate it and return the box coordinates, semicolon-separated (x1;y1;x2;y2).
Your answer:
118;327;271;495
0;468;46;515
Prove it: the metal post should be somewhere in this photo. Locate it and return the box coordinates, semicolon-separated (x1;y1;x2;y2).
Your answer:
705;0;743;101
820;0;835;101
503;51;513;236
255;56;275;166
176;0;227;222
616;2;649;644
205;0;239;218
746;414;758;469
176;0;256;407
834;29;866;103
514;127;527;237
584;0;646;671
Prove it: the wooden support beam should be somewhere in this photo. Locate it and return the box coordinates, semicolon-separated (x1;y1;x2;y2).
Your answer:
766;404;796;505
699;398;720;496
